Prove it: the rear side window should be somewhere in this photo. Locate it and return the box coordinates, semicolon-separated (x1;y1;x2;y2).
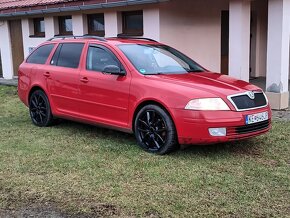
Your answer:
51;43;84;69
26;44;54;64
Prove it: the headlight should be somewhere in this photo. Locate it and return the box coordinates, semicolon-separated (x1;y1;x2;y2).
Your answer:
185;98;230;111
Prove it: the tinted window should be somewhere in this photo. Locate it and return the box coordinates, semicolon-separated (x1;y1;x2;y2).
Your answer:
51;43;84;69
58;16;73;35
33;17;45;37
122;11;143;36
87;46;120;72
26;44;54;64
87;14;105;36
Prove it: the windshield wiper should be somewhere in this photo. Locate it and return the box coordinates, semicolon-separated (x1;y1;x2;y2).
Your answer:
143;72;165;75
188;69;205;73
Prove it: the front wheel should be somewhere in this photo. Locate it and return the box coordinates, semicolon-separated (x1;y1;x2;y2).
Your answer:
29;90;54;127
134;105;178;154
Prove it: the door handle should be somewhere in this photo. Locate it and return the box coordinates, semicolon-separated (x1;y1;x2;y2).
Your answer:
80;77;89;83
44;72;50;77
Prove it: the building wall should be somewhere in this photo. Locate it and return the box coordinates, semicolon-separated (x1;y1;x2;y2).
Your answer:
0;0;287;80
0;4;161;79
20;5;160;58
159;0;229;72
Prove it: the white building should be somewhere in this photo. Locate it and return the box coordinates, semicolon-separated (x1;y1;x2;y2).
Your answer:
0;0;289;109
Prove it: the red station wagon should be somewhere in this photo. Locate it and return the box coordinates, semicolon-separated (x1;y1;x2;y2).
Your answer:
18;36;271;154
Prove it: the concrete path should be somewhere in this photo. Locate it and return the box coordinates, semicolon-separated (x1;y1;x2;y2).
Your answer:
0;78;17;86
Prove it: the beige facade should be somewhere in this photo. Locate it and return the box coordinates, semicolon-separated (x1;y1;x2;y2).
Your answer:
0;0;289;109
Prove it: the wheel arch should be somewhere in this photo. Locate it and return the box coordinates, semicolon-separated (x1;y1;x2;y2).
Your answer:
28;85;47;103
131;99;176;133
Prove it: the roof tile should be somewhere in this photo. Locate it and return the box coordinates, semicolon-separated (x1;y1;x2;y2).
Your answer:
0;0;79;10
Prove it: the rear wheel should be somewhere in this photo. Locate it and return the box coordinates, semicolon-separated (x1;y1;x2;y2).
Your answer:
134;105;178;154
29;90;53;127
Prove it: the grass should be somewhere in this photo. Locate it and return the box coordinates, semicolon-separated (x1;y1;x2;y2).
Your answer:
0;85;289;217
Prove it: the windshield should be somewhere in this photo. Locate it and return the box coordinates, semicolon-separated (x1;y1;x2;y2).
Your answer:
118;44;205;75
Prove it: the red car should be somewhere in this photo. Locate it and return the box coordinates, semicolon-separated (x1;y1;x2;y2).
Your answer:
18;36;271;154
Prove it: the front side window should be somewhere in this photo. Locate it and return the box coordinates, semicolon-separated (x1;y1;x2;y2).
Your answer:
122;11;143;36
87;14;105;36
86;45;121;72
58;16;73;35
33;18;45;37
51;43;84;69
26;44;54;64
118;44;204;75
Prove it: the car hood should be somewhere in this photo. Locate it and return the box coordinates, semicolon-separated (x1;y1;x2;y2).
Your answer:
146;72;261;97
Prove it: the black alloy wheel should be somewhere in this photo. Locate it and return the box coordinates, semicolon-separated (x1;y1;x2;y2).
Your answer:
134;105;178;154
29;90;53;127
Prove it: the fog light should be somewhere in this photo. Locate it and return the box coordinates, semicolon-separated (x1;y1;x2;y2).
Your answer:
209;128;227;136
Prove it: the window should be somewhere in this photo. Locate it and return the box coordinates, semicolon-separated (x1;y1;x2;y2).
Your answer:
122;10;143;36
87;14;105;36
87;45;121;72
33;18;45;37
58;16;73;35
26;44;55;64
118;44;204;75
51;43;84;68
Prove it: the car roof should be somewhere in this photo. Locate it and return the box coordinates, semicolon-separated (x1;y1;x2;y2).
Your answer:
46;36;161;46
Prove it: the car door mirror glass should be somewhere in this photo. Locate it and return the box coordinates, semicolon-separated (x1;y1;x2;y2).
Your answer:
103;65;125;76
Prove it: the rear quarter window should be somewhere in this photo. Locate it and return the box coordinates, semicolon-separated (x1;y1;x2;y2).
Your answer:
26;44;55;64
51;43;84;69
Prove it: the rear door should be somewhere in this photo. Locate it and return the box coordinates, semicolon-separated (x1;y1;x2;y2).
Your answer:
78;43;131;128
45;42;85;115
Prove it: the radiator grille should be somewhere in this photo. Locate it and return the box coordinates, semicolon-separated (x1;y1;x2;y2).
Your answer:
227;120;270;136
229;92;267;111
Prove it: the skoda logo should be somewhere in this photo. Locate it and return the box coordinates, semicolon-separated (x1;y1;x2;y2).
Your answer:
247;91;255;99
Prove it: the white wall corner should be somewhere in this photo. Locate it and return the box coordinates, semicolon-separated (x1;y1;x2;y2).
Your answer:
0;20;14;79
72;14;85;36
266;0;290;94
229;0;251;82
143;8;160;41
44;17;56;38
104;12;121;37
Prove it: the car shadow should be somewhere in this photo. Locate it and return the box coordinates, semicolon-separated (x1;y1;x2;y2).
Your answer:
177;140;262;158
54;119;135;141
54;119;263;158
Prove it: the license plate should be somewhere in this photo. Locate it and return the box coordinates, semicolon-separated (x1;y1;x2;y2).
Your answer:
246;112;268;125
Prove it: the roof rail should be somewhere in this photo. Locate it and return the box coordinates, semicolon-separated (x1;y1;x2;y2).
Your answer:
47;35;107;42
115;34;158;42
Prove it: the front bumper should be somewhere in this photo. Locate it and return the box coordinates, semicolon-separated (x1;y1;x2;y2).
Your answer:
171;106;272;145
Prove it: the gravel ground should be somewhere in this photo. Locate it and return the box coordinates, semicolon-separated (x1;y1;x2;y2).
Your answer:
272;109;290;121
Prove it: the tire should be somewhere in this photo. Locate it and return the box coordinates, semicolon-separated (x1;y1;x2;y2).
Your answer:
29;90;54;127
134;104;178;155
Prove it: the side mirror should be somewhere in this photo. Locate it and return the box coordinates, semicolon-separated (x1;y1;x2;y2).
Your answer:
103;65;125;76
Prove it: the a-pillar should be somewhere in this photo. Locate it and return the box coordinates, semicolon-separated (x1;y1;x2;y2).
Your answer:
229;0;251;82
266;0;290;109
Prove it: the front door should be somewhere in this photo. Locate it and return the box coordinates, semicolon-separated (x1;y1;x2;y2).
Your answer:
79;44;131;128
9;20;24;76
